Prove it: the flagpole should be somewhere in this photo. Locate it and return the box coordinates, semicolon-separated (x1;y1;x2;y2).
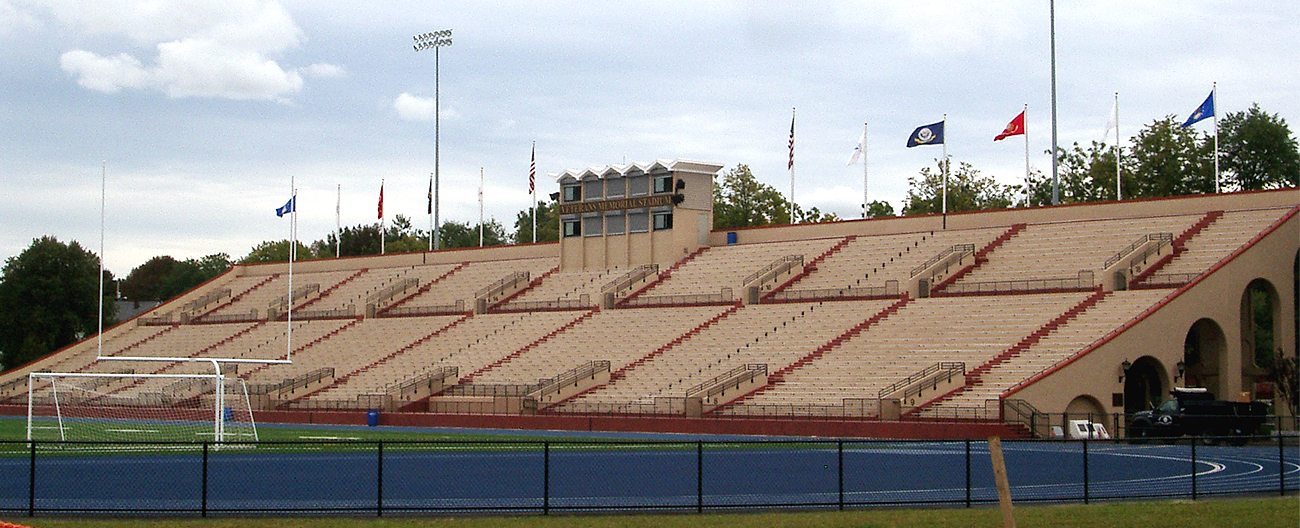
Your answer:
428;173;434;251
1049;0;1060;205
97;161;105;359
941;113;948;229
789;107;796;224
1023;103;1030;205
287;174;294;361
531;141;537;243
380;179;385;255
1212;82;1219;194
335;183;341;258
1115;92;1122;201
478;167;485;247
862;121;869;219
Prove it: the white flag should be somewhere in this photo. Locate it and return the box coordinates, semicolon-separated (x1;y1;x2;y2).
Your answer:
846;130;866;165
1101;97;1118;144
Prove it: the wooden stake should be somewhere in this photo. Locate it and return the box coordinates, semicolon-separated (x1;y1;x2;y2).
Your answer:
989;436;1017;528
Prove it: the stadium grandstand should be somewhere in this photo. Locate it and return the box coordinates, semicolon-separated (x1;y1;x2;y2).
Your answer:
1;160;1296;440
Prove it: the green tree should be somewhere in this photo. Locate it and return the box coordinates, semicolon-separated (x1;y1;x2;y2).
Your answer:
242;240;316;263
312;225;382;257
120;256;180;301
713;164;792;228
864;200;896;219
1219;104;1300;191
157;254;232;300
0;236;116;371
1024;142;1124;206
513;200;559;244
437;220;508;248
902;159;1016;215
1126;116;1215;197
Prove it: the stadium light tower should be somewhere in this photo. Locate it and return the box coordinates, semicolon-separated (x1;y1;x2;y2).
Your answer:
413;29;453;250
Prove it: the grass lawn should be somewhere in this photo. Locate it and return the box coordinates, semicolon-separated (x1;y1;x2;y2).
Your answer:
5;496;1295;528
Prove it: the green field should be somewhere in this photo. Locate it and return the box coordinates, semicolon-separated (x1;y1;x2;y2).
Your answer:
2;497;1294;528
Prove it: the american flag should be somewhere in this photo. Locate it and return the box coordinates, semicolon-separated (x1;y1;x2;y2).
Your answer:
787;111;795;170
529;142;536;195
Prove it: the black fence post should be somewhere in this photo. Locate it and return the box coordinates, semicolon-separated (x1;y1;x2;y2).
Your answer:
837;440;844;511
28;441;35;517
201;442;209;517
376;441;384;517
964;439;971;508
1082;438;1089;504
1281;423;1287;497
1191;440;1197;500
696;441;703;513
543;441;550;515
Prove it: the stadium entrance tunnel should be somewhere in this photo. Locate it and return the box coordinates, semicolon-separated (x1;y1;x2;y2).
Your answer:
1184;318;1226;397
1123;356;1166;414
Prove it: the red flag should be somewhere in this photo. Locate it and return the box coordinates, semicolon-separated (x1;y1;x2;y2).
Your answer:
377;182;384;220
994;111;1026;141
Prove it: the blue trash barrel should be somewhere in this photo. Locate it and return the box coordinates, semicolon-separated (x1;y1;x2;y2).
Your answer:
726;232;738;245
367;409;380;427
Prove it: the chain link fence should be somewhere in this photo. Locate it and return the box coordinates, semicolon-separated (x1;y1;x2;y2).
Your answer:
0;435;1294;516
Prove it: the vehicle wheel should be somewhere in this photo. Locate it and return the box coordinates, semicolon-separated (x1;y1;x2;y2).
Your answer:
1129;421;1152;444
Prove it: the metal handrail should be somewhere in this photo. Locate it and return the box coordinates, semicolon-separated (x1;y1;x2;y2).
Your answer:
743;255;804;286
621;288;734;308
474;271;530;299
530;360;611;400
878;362;962;399
601;264;659;294
940;271;1095;295
366;277;419;304
685;364;766;399
1104;232;1173;269
770;280;899;302
911;244;975;277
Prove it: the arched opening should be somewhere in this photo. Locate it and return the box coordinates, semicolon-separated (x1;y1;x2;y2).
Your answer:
1123;356;1166;414
1065;395;1106;421
1184;318;1226;396
1241;278;1281;399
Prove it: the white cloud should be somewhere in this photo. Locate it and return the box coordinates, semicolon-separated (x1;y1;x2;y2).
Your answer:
393;92;435;121
43;0;321;101
300;63;345;78
58;50;151;93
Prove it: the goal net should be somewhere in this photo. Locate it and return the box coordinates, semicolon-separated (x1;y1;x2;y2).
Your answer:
26;372;258;444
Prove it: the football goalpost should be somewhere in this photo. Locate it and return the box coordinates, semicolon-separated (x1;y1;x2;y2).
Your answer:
26;371;258;444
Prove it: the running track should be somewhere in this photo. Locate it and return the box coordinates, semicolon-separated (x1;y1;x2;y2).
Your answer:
0;441;1296;513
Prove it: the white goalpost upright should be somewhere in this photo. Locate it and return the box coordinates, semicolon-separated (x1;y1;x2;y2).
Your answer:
26;371;258;444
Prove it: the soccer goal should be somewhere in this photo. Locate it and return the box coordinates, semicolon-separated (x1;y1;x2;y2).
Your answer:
26;372;258;444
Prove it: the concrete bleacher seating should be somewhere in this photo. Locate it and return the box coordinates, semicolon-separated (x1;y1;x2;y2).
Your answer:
2;191;1292;428
644;238;840;297
724;293;1087;410
953;214;1203;285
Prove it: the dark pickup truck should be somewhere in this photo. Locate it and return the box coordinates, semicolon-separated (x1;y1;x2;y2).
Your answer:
1129;387;1268;445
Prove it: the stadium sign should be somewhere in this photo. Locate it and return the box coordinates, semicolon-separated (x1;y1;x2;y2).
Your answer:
558;194;673;215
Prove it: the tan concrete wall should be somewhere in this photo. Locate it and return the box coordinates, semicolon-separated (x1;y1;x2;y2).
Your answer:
1009;210;1298;415
708;188;1299;246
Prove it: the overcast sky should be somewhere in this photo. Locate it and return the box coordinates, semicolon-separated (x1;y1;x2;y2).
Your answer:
2;1;1297;276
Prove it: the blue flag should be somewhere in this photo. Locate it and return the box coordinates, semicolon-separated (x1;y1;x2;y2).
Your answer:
275;195;296;217
1181;90;1215;128
906;121;945;147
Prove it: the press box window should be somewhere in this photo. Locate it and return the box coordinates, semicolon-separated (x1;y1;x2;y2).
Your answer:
652;174;672;194
561;185;581;202
606;213;625;235
583;215;603;236
653;211;673;230
562;219;581;237
628;210;649;233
